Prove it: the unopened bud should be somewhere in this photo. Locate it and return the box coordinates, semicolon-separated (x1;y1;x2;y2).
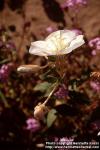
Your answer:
17;65;42;73
34;103;49;120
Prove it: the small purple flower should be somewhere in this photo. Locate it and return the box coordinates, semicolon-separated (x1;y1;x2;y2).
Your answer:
26;118;41;132
90;81;100;92
0;64;12;81
88;37;100;56
88;37;100;52
54;85;68;99
76;0;87;5
90;123;98;131
91;50;97;56
46;26;56;34
6;41;16;50
61;0;87;9
61;0;74;9
72;29;82;35
90;120;100;133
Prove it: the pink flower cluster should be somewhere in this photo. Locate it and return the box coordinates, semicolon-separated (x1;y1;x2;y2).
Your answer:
88;37;100;56
54;84;68;99
26;118;41;132
61;0;87;9
90;81;100;92
0;64;12;81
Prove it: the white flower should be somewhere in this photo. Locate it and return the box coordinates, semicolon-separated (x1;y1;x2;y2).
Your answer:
29;30;85;56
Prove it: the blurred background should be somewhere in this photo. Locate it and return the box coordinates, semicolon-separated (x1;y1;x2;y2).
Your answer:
0;0;100;150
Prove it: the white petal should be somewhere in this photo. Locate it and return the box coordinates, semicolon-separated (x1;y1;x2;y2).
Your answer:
59;30;77;52
45;30;77;55
29;30;85;56
61;35;85;54
60;30;76;43
46;30;60;40
46;30;61;53
46;39;58;55
29;41;49;56
46;30;76;42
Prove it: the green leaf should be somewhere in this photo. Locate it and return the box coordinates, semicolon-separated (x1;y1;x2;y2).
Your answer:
0;58;10;64
47;109;57;128
34;82;52;93
44;83;57;97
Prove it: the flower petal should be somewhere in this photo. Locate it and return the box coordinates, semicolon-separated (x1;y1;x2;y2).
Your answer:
29;41;49;56
46;30;76;41
59;30;77;52
60;30;76;43
29;30;85;56
45;30;77;55
61;35;85;54
46;30;60;40
46;39;58;55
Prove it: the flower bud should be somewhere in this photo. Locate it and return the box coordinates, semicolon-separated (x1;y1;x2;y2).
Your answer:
34;103;48;120
17;65;42;73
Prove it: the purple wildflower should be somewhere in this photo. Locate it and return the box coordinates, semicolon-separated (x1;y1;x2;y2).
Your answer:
90;123;98;131
61;0;87;9
72;29;82;35
54;85;68;99
46;26;56;34
89;120;100;134
61;0;73;9
6;41;16;50
90;81;100;92
0;64;12;81
26;118;41;132
76;0;87;5
91;50;96;56
89;37;100;50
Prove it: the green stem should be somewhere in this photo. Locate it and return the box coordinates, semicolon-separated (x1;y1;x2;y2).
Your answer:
0;59;10;64
0;90;9;107
43;81;59;105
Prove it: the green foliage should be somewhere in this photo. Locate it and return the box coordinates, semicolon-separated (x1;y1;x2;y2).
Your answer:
34;81;52;93
47;109;57;128
34;81;58;98
0;90;9;107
